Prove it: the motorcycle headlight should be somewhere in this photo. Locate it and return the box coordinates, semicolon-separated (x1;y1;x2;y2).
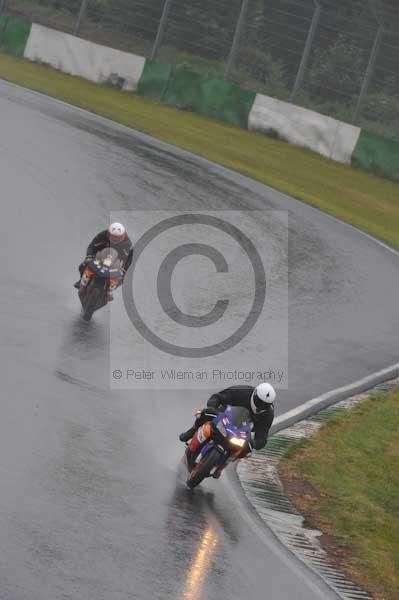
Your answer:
230;437;246;448
216;421;227;437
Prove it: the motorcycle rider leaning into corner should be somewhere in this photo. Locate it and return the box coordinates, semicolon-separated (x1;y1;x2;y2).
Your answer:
74;223;133;296
179;383;276;454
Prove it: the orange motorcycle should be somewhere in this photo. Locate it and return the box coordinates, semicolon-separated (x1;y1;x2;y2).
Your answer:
79;248;123;321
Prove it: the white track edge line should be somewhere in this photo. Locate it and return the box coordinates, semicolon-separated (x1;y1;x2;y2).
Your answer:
272;362;399;435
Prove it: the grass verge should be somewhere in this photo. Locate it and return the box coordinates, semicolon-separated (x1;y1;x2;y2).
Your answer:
280;388;399;600
1;52;399;248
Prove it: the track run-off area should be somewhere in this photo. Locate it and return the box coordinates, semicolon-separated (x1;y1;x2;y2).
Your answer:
1;80;398;600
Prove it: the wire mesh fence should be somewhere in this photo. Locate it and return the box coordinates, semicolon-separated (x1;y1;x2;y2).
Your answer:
4;0;399;139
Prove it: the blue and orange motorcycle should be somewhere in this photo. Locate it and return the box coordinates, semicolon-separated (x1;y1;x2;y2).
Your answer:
184;405;253;489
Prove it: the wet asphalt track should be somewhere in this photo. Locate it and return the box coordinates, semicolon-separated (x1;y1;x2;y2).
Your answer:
1;79;398;600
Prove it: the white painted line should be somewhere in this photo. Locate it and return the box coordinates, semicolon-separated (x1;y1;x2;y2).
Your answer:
272;362;399;435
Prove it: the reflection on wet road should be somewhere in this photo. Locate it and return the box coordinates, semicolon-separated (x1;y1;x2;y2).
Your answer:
180;525;219;600
0;79;398;600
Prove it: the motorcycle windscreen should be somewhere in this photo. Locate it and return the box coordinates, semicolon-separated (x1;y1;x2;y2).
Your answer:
95;247;121;269
228;406;251;427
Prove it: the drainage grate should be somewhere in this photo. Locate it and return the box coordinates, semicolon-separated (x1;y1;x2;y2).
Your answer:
237;378;399;600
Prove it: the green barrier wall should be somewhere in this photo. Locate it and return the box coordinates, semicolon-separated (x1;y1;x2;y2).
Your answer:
352;130;399;182
0;16;31;57
161;68;256;129
137;59;172;101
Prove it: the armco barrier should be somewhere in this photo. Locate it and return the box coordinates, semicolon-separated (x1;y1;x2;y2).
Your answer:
248;93;361;165
24;24;145;91
0;15;31;57
352;129;399;182
162;68;256;129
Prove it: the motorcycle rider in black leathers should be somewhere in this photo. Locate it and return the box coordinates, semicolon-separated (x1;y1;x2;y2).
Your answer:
74;222;133;290
179;383;276;452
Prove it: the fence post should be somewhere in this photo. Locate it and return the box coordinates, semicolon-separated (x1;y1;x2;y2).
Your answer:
224;0;249;81
74;0;89;37
0;0;8;18
352;24;384;124
290;1;321;102
151;0;173;61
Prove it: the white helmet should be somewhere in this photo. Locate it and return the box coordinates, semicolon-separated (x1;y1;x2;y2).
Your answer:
108;222;126;244
250;383;276;414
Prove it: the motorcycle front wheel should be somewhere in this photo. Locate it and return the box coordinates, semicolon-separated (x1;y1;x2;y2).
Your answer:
81;286;102;322
186;447;223;489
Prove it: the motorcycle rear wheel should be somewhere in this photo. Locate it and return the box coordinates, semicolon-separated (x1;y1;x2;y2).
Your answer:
186;448;223;489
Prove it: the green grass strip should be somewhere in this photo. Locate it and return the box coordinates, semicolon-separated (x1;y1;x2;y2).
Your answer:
282;389;399;600
0;52;398;249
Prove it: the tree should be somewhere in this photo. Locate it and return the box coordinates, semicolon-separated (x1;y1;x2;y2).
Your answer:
307;34;366;102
